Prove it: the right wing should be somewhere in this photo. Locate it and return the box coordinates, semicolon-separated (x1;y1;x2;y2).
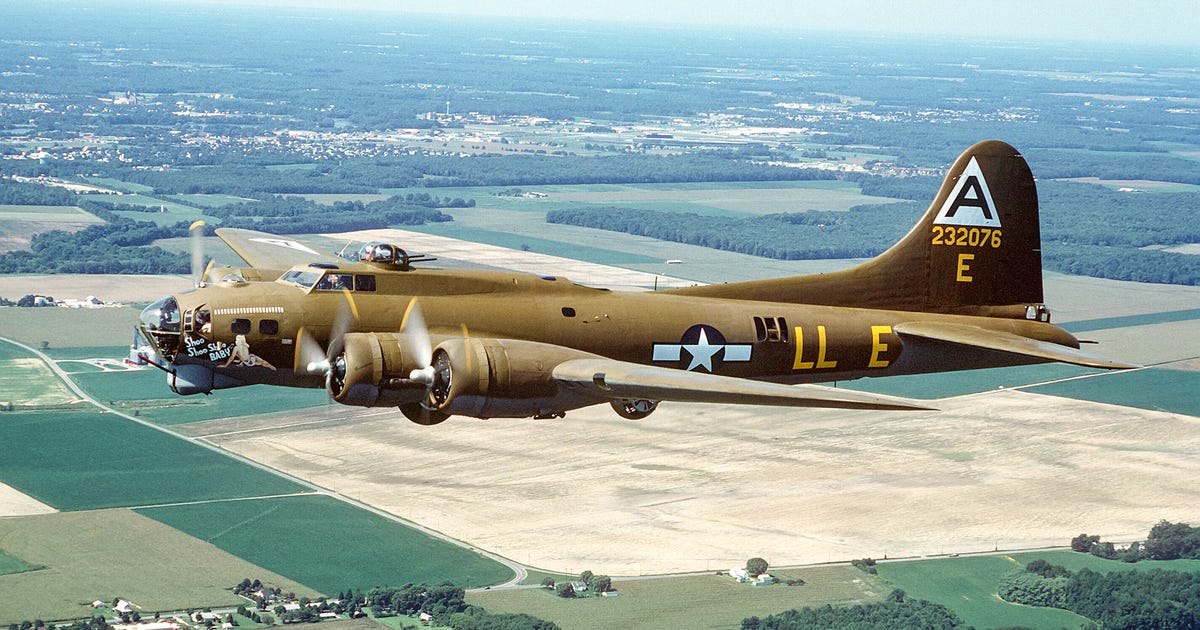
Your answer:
216;228;343;269
893;321;1140;370
553;358;934;411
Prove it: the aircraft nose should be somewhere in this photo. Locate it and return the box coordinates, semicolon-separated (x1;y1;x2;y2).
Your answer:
139;296;182;358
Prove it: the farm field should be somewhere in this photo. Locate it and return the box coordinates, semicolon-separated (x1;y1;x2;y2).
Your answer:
0;509;318;624
0;205;97;222
467;568;885;630
0;205;103;253
0;341;78;407
200;385;1200;576
0;410;306;510
1026;367;1200;416
381;180;902;216
136;494;515;594
877;551;1200;630
68;366;330;425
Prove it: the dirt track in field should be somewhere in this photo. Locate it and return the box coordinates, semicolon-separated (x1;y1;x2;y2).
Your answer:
192;386;1200;576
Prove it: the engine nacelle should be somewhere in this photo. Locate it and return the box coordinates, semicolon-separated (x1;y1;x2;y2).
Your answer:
326;332;428;407
420;338;606;419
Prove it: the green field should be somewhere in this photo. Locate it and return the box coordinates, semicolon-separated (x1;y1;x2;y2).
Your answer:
405;224;663;265
0;205;100;223
80;176;157;194
136;494;515;594
168;193;257;208
1060;307;1200;333
0;509;319;624
67;367;331;425
378;180;903;218
108;194;215;225
0;549;38;576
0;306;146;349
1024;368;1200;416
835;363;1097;399
877;551;1200;629
0;411;305;510
0;341;78;406
468;567;885;630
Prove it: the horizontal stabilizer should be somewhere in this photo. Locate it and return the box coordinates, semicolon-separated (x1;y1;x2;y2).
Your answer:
893;321;1141;370
553;358;934;411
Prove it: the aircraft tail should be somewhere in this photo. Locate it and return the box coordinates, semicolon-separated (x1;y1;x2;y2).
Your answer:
667;140;1044;317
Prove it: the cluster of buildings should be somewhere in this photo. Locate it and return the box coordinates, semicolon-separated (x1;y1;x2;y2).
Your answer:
729;567;776;586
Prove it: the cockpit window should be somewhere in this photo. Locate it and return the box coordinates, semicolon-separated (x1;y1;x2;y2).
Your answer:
315;273;354;291
279;270;321;290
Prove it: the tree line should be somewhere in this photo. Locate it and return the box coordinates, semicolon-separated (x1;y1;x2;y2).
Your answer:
1001;560;1200;629
547;202;922;260
0;193;454;274
742;589;969;629
545;178;1200;286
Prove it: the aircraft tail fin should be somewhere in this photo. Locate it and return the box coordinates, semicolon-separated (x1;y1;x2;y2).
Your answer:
667;140;1044;316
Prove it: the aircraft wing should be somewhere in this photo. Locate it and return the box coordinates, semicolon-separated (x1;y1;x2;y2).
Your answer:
893;321;1141;370
552;358;934;411
216;228;343;269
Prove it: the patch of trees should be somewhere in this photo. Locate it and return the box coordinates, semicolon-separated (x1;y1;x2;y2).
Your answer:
999;559;1200;629
45;152;840;197
226;579;559;629
553;569;614;598
746;557;769;576
546;203;923;260
545;180;1200;285
205;195;454;235
850;558;879;575
1073;520;1200;562
741;589;969;629
360;582;561;629
0;216;189;274
0;179;77;206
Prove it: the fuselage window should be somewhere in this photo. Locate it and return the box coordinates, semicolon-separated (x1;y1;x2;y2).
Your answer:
753;316;789;343
259;319;279;335
562;307;576;317
355;275;376;292
231;318;251;335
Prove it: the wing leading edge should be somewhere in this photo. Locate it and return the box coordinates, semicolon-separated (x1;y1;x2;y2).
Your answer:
553;358;934;411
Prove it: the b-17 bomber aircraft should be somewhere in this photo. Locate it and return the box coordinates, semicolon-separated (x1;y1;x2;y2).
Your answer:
138;140;1134;424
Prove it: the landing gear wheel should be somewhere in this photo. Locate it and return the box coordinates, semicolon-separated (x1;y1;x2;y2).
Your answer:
611;399;658;420
400;403;450;425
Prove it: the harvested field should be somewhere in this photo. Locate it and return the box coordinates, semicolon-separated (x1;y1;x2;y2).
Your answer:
468;567;885;630
0;274;191;305
0;482;55;518
0;509;318;624
195;388;1200;576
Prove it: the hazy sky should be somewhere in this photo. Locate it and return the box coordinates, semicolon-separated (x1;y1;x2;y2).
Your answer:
187;0;1200;47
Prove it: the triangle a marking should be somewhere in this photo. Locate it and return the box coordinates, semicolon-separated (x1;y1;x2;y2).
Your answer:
933;156;1001;228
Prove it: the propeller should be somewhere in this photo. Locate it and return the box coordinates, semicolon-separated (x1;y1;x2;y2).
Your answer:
401;298;434;385
300;288;359;377
189;220;211;287
398;298;452;425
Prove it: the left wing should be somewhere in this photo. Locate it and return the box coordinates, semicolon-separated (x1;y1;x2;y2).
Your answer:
553;358;934;411
216;228;343;269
